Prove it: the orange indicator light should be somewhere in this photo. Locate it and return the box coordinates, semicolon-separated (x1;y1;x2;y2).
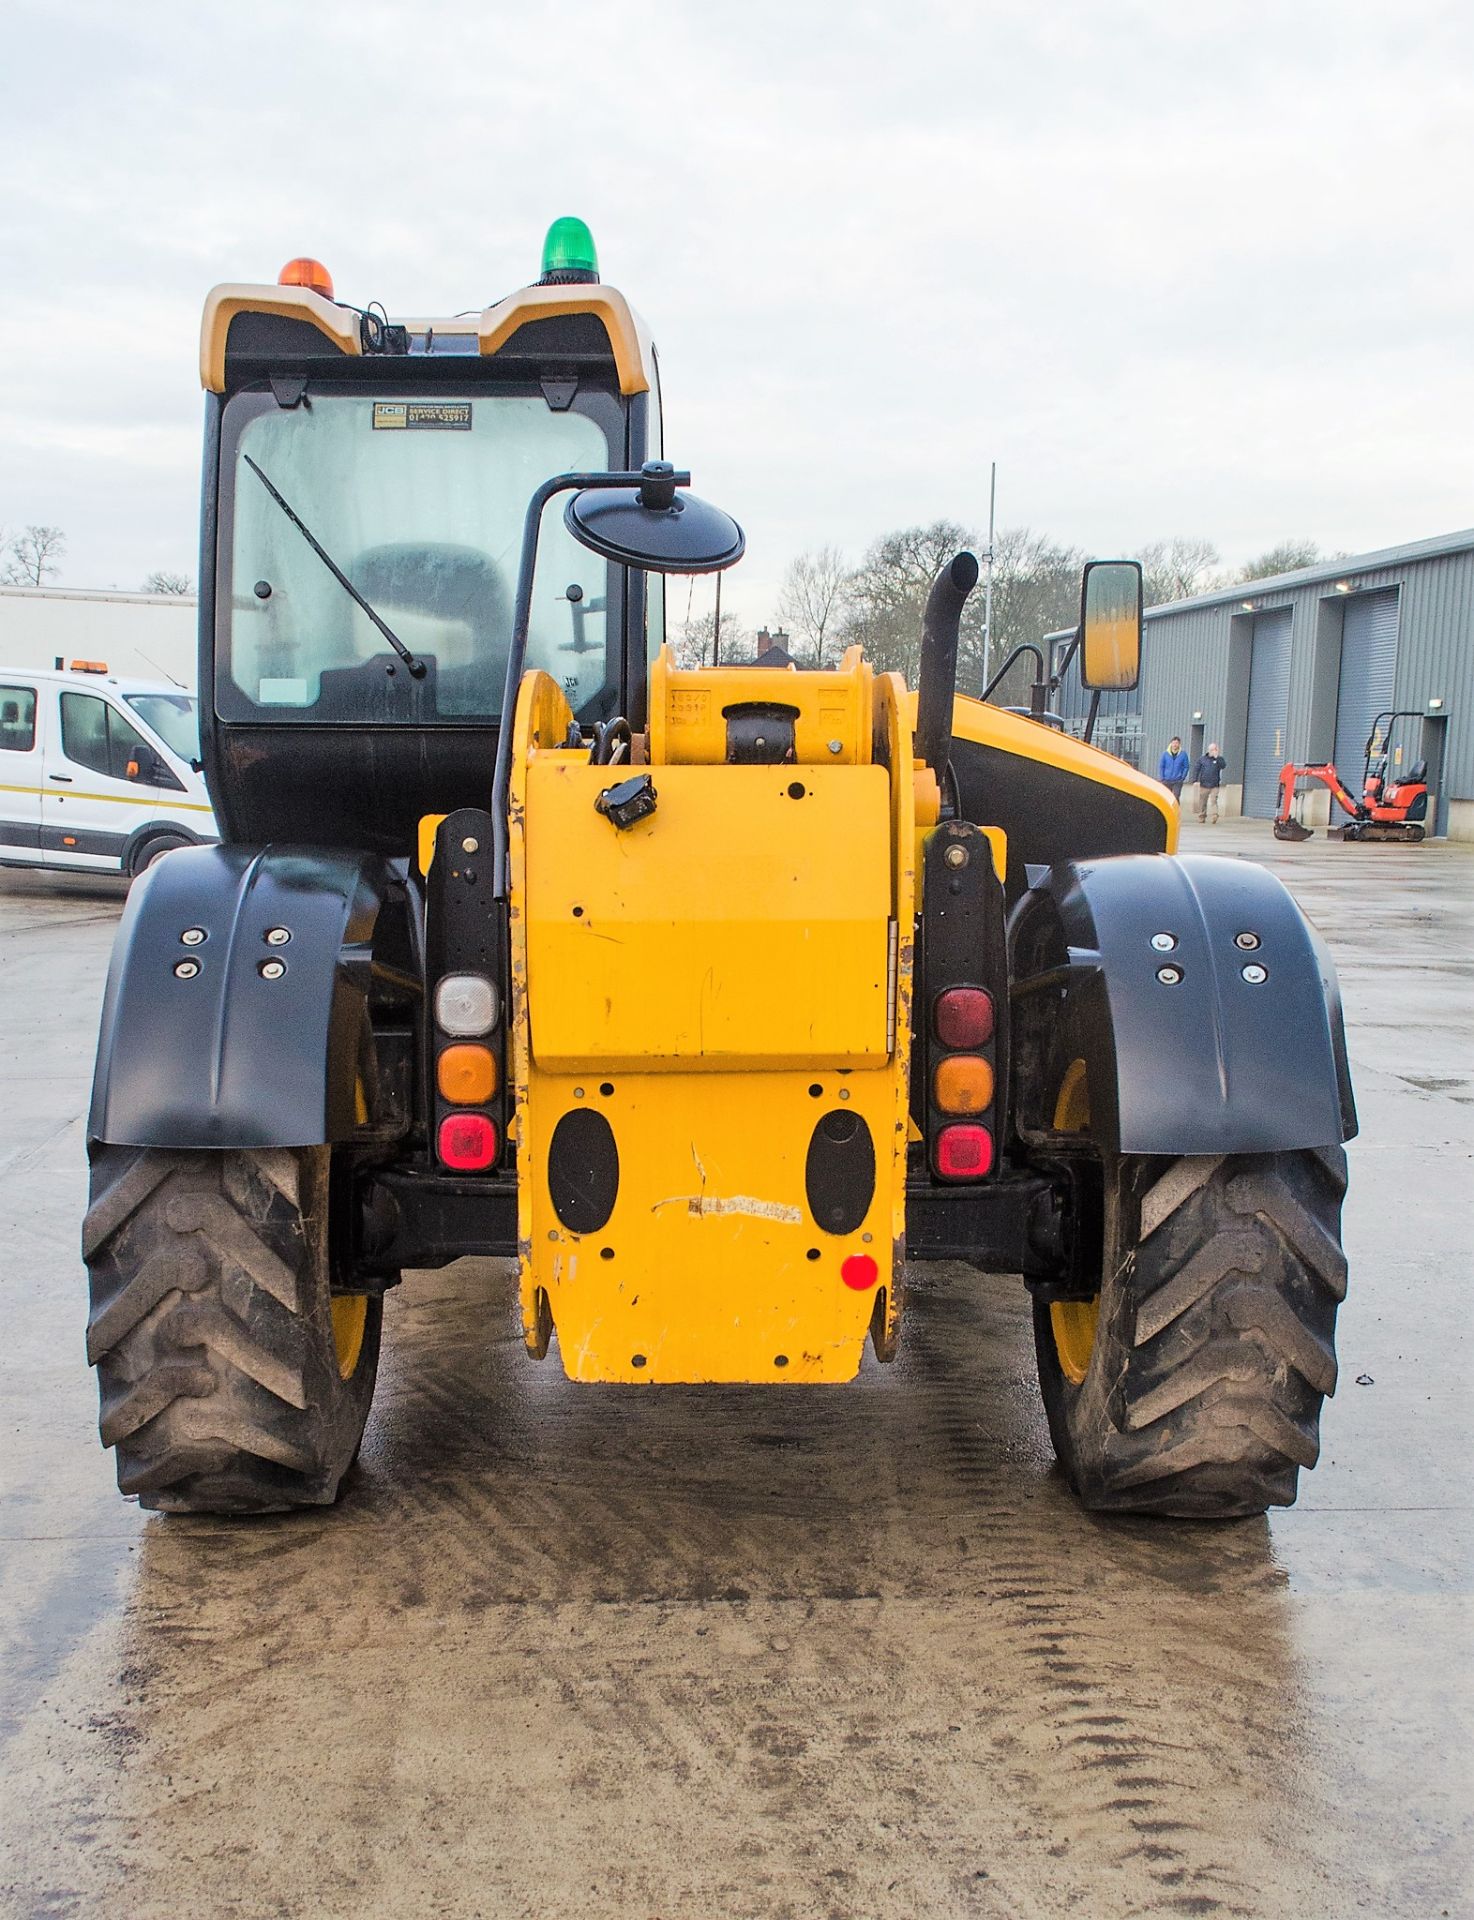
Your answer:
934;1054;994;1115
438;1043;497;1105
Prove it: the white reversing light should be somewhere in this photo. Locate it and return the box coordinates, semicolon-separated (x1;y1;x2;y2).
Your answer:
435;973;499;1036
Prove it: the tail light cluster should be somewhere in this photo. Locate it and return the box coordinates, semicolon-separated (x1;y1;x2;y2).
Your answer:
931;987;996;1179
425;806;507;1177
433;973;503;1170
921;824;1007;1184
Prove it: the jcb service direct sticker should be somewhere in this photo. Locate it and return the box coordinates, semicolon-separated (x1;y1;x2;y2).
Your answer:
373;402;472;430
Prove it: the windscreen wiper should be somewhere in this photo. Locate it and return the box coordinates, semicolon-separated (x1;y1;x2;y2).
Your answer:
243;454;427;679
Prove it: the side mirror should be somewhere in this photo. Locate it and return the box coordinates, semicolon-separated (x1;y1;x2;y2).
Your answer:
1079;559;1143;690
564;462;745;575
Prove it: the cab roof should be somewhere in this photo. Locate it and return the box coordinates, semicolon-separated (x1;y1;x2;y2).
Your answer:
201;280;655;398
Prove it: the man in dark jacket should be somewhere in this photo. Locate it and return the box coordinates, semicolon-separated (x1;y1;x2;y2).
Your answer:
1194;743;1227;822
1158;736;1190;801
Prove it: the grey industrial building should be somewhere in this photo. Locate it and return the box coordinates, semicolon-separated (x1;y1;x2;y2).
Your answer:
1048;529;1473;840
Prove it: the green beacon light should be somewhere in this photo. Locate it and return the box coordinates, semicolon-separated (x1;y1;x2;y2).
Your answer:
539;216;600;286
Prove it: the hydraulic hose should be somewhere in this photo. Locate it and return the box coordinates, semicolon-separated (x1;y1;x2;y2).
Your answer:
914;550;980;780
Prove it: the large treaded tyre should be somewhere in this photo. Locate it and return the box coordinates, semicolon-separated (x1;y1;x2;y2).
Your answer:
83;1145;382;1514
1033;1147;1348;1518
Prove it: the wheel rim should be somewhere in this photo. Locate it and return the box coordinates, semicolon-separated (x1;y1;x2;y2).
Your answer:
331;1295;368;1378
328;1070;374;1379
1048;1058;1099;1385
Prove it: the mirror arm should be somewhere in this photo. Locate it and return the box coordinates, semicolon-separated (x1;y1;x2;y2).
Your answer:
1082;688;1102;746
980;641;1044;705
490;468;689;899
1050;628;1081;691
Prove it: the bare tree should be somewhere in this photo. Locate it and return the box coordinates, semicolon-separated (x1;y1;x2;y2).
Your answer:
840;520;978;681
776;546;851;667
1239;540;1321;582
1;525;66;587
674;607;750;670
1138;535;1222;607
979;526;1087;691
142;570;193;595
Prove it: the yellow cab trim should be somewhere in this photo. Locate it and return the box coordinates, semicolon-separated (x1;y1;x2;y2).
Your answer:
478;284;653;397
200;284;363;393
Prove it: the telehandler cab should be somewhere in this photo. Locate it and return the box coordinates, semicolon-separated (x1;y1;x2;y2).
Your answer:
83;223;1355;1520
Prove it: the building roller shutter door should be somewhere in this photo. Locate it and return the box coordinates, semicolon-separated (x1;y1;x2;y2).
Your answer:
1243;608;1293;816
1331;589;1399;819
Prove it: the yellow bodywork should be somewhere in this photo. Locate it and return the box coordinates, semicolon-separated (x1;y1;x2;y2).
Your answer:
507;650;919;1384
945;693;1179;851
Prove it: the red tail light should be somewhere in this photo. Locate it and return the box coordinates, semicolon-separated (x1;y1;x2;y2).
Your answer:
437;1113;499;1171
934;987;994;1050
934;1123;993;1181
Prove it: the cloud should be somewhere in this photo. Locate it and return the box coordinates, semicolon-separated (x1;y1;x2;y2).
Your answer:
1;0;1470;613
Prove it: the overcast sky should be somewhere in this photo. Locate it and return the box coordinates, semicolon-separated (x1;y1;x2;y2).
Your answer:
2;0;1471;628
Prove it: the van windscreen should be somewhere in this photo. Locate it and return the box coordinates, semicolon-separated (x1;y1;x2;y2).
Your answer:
125;693;200;765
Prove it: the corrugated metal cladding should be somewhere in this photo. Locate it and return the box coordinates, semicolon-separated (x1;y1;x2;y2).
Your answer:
1040;531;1474;836
1244;610;1293;815
1331;590;1399;819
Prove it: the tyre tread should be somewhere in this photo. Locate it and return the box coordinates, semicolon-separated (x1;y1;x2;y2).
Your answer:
84;1145;378;1514
1037;1146;1347;1518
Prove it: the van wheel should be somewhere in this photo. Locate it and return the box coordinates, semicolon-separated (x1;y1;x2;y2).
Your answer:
1033;1147;1348;1517
128;832;191;879
83;1145;381;1514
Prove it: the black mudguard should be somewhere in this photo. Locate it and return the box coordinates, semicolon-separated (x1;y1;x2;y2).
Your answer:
89;843;397;1149
1009;854;1357;1156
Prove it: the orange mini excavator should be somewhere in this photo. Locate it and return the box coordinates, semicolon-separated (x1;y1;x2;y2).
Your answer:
1275;710;1429;843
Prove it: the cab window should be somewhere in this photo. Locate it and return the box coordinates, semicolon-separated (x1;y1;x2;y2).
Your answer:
0;686;36;752
219;389;619;725
61;693;183;788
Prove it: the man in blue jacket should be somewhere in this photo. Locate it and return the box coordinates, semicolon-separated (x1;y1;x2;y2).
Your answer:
1158;736;1190;801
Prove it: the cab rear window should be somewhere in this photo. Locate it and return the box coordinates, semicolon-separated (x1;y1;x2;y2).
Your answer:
217;388;619;726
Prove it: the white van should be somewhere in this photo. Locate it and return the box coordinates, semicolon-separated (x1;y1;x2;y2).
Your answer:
0;663;217;878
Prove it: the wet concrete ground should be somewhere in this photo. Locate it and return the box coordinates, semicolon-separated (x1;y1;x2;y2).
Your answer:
0;821;1469;1918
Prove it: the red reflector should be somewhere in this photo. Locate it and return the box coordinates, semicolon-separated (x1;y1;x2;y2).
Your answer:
934;1123;994;1181
841;1253;879;1291
935;987;994;1050
437;1112;498;1170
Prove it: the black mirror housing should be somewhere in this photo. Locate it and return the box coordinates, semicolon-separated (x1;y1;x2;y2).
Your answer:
564;463;745;576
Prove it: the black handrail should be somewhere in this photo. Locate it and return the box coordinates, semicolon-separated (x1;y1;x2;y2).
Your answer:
489;468;690;898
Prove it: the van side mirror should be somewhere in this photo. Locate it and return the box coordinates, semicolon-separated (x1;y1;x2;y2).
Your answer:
1079;559;1143;690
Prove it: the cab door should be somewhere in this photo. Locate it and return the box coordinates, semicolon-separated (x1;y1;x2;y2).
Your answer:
0;680;43;863
43;689;185;871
